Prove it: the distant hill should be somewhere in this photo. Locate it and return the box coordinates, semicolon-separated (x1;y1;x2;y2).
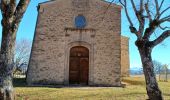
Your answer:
130;67;170;75
130;67;143;75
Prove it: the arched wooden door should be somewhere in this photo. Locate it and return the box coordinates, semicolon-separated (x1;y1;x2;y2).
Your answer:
69;46;89;85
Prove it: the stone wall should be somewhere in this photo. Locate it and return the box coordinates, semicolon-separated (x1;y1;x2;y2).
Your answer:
27;0;122;86
121;36;130;77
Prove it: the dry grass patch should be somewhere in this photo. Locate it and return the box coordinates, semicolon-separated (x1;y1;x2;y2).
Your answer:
15;76;170;100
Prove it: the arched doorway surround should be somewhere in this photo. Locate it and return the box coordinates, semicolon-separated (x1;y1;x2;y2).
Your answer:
69;46;89;84
64;41;94;85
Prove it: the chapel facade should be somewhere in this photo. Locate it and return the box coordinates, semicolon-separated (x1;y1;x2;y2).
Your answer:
26;0;129;86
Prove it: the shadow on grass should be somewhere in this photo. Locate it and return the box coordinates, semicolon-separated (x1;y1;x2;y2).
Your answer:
13;78;63;88
13;78;27;87
13;78;94;88
14;78;124;89
14;78;64;88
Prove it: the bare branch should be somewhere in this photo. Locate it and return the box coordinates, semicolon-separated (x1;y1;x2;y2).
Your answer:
159;0;165;11
140;0;143;12
159;25;170;30
132;0;145;39
119;0;125;6
159;15;170;23
143;7;170;40
159;6;170;18
1;0;16;18
145;3;152;22
162;15;170;20
10;0;16;15
138;15;145;39
13;0;30;25
143;20;160;40
130;0;137;13
119;0;133;26
106;0;115;10
154;0;159;19
101;0;115;20
15;39;31;68
0;1;8;18
151;30;170;47
120;0;139;37
123;0;133;27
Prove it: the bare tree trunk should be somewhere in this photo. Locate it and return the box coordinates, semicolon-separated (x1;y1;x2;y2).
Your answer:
117;0;170;99
136;41;163;100
0;1;30;99
0;27;17;100
159;67;161;81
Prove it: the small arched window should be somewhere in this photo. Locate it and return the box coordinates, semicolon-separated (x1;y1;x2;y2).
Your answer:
75;15;86;28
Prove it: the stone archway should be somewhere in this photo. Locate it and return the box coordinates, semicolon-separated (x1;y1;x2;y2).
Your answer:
69;46;89;85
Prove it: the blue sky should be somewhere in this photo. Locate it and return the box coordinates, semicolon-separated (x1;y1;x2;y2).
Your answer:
0;0;169;68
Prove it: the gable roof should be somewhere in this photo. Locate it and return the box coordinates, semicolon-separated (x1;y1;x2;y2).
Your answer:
39;0;56;5
39;0;121;8
101;0;122;8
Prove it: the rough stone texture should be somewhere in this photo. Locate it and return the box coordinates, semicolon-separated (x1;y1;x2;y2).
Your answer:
27;0;129;86
121;36;130;77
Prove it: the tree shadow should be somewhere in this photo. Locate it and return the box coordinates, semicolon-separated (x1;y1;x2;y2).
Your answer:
13;78;124;88
13;78;27;87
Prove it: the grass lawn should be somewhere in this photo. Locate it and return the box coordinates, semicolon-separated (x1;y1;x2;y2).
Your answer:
15;76;170;100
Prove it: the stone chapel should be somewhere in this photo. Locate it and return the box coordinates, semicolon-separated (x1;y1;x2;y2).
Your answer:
26;0;130;86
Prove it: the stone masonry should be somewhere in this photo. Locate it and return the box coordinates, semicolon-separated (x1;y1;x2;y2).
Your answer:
121;36;130;77
27;0;129;86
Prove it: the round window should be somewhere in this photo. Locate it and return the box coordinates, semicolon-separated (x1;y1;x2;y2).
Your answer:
75;15;86;28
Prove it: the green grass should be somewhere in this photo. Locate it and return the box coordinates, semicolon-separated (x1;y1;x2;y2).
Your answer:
14;77;170;100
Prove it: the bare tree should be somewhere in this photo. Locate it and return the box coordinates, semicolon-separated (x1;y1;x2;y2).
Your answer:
161;64;169;82
14;39;31;74
153;60;162;74
0;0;30;100
153;60;163;81
111;0;170;99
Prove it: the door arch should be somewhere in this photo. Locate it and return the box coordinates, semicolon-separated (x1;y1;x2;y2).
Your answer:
69;46;89;85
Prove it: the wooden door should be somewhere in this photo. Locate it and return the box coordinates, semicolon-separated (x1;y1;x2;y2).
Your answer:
79;58;89;84
69;57;79;84
69;46;89;85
